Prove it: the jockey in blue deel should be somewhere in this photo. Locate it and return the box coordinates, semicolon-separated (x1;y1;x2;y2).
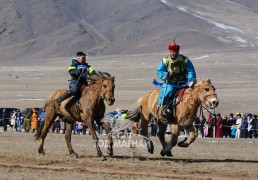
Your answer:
155;37;196;119
56;51;96;106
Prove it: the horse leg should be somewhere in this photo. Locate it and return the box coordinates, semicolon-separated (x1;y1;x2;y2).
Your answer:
87;120;106;160
140;118;154;154
65;122;78;158
178;125;197;147
101;121;113;156
38;113;56;155
38;133;46;155
162;124;179;156
158;122;172;156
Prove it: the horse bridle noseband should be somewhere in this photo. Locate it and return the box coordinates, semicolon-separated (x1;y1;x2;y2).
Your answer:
98;79;114;100
197;84;218;116
198;85;217;101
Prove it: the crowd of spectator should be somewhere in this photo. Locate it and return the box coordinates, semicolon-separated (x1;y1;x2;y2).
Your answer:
194;112;258;138
0;107;106;135
1;108;258;139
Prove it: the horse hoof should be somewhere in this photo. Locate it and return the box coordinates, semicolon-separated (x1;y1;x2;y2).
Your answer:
165;151;173;157
101;156;107;161
178;142;189;148
98;152;104;157
39;152;45;155
147;140;154;154
160;150;166;157
38;150;45;155
106;146;113;156
107;150;113;157
70;153;79;158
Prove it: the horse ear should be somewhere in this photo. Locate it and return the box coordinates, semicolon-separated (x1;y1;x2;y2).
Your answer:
97;71;103;77
198;77;204;83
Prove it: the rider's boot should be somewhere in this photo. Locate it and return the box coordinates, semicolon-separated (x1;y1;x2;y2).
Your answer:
156;105;167;123
156;102;172;123
162;106;172;118
56;90;73;106
162;99;172;118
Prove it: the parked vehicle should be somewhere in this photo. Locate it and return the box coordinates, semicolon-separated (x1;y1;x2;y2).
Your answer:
0;107;20;126
101;111;121;122
101;110;132;134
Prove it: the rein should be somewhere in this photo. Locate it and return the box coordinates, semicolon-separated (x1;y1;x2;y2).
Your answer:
198;105;217;118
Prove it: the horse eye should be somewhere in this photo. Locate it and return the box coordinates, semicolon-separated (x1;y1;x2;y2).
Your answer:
103;85;107;88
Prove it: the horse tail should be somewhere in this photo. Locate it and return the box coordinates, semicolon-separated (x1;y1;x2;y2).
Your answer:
126;96;143;122
35;96;51;141
126;107;141;122
35;120;44;140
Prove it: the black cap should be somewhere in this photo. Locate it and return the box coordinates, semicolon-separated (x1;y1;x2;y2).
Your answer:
76;51;86;56
247;113;252;117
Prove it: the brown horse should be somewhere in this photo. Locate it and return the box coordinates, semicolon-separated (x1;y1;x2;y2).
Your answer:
127;79;219;156
35;72;115;160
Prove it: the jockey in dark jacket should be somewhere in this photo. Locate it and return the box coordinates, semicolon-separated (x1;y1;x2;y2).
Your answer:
56;51;96;106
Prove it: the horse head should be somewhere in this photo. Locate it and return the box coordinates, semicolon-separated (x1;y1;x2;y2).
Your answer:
197;79;219;109
89;71;115;105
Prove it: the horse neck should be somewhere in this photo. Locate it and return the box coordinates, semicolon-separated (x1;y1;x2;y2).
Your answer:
81;81;103;105
184;83;202;109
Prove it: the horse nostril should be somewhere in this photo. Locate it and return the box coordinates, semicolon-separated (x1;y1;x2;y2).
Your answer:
213;101;219;107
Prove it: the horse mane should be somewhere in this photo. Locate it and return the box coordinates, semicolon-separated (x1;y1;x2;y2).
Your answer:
182;79;214;101
184;79;208;93
87;71;114;85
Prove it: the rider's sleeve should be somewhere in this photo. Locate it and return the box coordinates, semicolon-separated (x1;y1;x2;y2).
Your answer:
68;65;81;78
186;59;196;83
157;60;169;81
87;66;96;75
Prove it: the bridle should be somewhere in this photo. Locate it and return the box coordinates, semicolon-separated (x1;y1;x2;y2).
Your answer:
197;84;218;117
199;85;217;102
98;78;114;100
83;76;114;102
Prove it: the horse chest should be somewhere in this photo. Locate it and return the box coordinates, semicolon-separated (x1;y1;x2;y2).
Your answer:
178;113;194;128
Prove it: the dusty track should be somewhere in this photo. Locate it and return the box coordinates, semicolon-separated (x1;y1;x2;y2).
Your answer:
0;131;257;179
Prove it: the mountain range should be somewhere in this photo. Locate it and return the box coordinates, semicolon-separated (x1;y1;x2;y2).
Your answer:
0;0;258;61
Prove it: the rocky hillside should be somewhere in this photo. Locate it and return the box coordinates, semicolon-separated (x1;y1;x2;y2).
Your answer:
0;0;258;61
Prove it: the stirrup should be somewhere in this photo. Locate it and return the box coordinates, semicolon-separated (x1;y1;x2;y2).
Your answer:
56;99;62;106
156;106;168;124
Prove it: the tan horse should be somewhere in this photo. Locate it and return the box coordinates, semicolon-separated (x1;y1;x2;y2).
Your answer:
35;72;115;160
127;79;219;156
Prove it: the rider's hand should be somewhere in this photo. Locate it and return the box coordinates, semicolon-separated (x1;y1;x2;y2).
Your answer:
188;81;194;88
169;70;173;76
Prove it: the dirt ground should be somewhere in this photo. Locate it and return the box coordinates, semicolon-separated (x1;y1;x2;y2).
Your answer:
0;130;257;180
0;51;258;179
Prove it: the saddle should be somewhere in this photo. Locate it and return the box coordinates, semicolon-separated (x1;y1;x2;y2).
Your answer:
62;88;85;122
160;88;186;124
